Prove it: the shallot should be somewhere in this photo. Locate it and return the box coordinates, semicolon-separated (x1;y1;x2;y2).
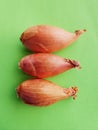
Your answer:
16;79;78;106
19;53;80;78
20;25;86;53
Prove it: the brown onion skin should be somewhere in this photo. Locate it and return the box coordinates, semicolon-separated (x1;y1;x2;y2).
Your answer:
19;53;80;78
20;25;86;53
16;79;78;106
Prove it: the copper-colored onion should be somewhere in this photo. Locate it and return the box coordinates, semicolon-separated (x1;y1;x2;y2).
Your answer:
20;25;86;53
16;79;78;106
19;53;81;78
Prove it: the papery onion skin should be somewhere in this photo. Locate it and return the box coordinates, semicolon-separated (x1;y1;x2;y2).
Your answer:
19;53;81;78
16;79;78;106
20;25;86;53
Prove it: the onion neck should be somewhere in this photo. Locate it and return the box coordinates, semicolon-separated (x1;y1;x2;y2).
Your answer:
75;29;86;36
65;59;81;69
64;87;78;99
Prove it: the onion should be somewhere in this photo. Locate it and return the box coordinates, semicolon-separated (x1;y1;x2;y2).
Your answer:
19;53;81;78
16;79;78;106
20;25;86;53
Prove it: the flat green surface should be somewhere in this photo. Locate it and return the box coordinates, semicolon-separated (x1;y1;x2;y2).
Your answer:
0;0;98;130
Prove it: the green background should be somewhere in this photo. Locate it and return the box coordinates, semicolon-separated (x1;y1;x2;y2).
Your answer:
0;0;98;130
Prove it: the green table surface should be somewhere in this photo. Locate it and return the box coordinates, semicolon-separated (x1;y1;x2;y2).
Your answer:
0;0;98;130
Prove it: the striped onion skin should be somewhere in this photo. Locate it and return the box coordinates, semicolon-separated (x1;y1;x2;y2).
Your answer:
16;79;78;106
20;25;86;53
19;53;80;78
